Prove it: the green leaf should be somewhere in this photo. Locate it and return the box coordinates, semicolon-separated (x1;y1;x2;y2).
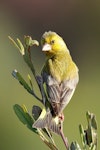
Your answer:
12;70;42;102
27;74;34;91
13;104;38;134
8;36;25;55
79;124;87;149
86;111;97;130
86;111;97;148
32;105;42;120
70;141;81;150
91;145;96;150
16;38;24;55
79;111;97;150
24;36;39;47
12;70;33;95
9;36;39;76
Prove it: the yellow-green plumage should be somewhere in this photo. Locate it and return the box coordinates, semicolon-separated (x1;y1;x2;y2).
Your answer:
42;50;78;83
41;31;79;114
33;31;79;134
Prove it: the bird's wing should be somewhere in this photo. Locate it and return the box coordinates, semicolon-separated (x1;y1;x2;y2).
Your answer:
43;72;79;115
59;76;79;113
42;73;61;115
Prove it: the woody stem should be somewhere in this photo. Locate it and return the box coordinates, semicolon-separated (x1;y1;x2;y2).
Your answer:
60;129;69;150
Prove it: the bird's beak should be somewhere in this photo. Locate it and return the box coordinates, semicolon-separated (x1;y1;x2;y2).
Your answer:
42;43;52;51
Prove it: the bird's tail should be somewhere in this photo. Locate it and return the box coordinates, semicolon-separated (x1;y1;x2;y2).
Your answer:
32;108;62;135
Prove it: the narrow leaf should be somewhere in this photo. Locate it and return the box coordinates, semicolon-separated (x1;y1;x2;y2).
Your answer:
70;141;81;150
79;124;87;148
28;74;33;90
12;70;33;95
24;36;39;47
16;38;25;55
8;36;21;51
86;111;97;147
13;104;38;134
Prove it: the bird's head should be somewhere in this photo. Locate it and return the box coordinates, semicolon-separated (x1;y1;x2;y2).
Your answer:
41;31;68;57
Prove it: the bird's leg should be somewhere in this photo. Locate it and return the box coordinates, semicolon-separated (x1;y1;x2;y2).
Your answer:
58;113;64;122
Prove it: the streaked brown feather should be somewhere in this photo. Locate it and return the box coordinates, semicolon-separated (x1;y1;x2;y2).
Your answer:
43;74;79;116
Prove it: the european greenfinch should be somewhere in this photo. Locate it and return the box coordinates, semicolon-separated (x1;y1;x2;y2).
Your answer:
33;31;79;134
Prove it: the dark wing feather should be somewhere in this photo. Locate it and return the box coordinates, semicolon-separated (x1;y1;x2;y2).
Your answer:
42;72;79;116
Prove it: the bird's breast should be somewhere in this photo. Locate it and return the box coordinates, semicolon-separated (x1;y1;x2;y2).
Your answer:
48;57;67;83
47;55;78;83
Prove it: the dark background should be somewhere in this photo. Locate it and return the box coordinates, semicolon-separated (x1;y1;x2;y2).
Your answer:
0;1;100;149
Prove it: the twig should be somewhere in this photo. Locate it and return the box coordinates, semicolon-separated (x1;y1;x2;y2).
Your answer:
60;129;69;150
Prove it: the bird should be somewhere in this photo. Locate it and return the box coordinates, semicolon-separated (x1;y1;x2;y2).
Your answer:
33;31;79;134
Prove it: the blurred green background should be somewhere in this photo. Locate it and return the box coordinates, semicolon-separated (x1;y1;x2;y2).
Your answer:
0;0;100;150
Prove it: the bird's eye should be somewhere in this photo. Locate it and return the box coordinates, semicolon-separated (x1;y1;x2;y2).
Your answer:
50;40;55;44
